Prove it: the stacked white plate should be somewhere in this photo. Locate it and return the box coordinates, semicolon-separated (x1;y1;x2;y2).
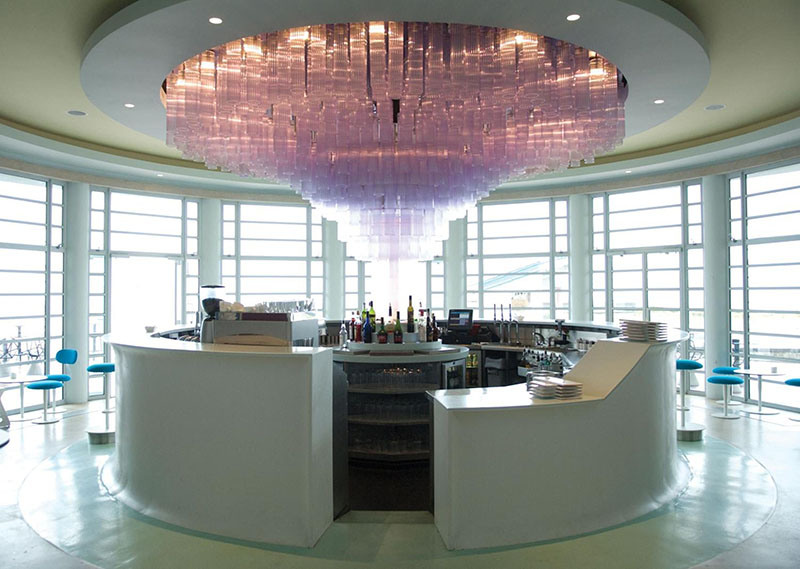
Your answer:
526;374;583;399
619;319;668;342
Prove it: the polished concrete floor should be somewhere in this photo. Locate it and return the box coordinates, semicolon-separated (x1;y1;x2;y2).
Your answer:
1;396;799;568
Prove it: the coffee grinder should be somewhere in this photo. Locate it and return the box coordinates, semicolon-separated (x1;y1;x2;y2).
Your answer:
199;284;224;343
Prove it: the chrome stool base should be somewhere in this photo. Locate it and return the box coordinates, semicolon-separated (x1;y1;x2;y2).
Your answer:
677;423;705;441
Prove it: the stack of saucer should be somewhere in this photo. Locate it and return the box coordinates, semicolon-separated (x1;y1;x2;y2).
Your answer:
619;319;668;342
526;374;583;399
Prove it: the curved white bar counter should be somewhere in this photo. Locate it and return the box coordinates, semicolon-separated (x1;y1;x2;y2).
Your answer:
102;335;332;547
430;332;689;550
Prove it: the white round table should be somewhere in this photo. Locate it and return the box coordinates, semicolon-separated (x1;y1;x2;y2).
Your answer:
0;375;47;425
734;369;783;416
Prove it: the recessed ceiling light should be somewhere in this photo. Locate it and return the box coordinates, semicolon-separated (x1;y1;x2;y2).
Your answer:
566;14;581;22
625;170;632;174
208;17;223;25
653;99;665;105
124;103;135;108
705;103;726;111
66;110;86;116
156;173;164;177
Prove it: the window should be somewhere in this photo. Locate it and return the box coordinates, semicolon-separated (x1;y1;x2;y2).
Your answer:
90;188;198;397
730;162;800;410
0;172;64;413
222;202;324;312
592;182;705;385
468;198;568;320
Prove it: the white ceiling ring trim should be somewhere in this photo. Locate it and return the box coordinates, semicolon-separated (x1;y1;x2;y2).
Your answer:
81;0;709;147
4;117;799;201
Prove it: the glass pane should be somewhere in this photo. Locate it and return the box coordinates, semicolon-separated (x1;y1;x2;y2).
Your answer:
746;163;800;195
111;192;182;217
239;222;307;240
747;212;800;239
483;236;550;255
482;201;550;221
0;220;46;246
240;204;307;223
0;248;45;271
0;173;47;201
109;212;182;235
0;197;46;224
609;226;682;248
608;186;681;212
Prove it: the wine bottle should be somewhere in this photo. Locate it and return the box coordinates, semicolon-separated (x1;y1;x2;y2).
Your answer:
355;313;363;342
426;309;432;342
394;310;403;343
407;295;414;333
369;301;376;328
377;317;388;344
361;302;368;327
389;302;392;320
432;314;439;341
350;313;356;341
363;313;372;343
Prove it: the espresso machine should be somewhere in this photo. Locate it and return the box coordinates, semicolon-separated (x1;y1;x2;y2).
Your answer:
199;286;321;347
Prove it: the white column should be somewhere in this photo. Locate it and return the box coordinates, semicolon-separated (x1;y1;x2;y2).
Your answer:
569;194;592;322
198;199;221;286
64;182;90;403
444;217;467;311
702;174;729;399
323;219;345;320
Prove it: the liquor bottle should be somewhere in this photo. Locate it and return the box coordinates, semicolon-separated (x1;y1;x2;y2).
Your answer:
369;301;376;328
355;313;363;342
361;302;368;327
407;295;414;333
419;301;424;318
388;302;392;320
394;310;403;343
363;314;373;343
417;313;426;342
350;313;356;341
432;314;439;341
377;317;388;344
339;320;348;346
426;310;433;342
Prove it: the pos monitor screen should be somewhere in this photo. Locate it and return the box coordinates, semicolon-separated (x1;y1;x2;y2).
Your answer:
447;309;473;330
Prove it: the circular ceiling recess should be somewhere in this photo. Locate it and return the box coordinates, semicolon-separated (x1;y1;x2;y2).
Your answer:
81;0;709;149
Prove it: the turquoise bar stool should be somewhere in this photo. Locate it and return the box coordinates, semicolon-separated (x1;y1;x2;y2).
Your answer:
27;380;65;425
707;375;743;419
87;362;115;414
676;359;702;410
27;348;78;425
676;360;704;441
87;362;115;444
786;379;800;422
712;366;742;407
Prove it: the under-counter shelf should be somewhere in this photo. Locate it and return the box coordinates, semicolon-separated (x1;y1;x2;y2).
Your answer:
349;450;430;462
348;416;429;426
348;383;440;394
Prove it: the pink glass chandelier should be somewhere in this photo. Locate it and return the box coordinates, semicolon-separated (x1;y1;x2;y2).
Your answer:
166;22;627;260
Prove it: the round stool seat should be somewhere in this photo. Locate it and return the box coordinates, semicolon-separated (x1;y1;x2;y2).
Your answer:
708;375;743;386
676;359;703;371
87;363;115;374
26;380;65;390
46;374;71;383
712;366;739;374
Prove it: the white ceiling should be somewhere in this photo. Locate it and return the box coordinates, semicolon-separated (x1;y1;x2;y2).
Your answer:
1;0;799;196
